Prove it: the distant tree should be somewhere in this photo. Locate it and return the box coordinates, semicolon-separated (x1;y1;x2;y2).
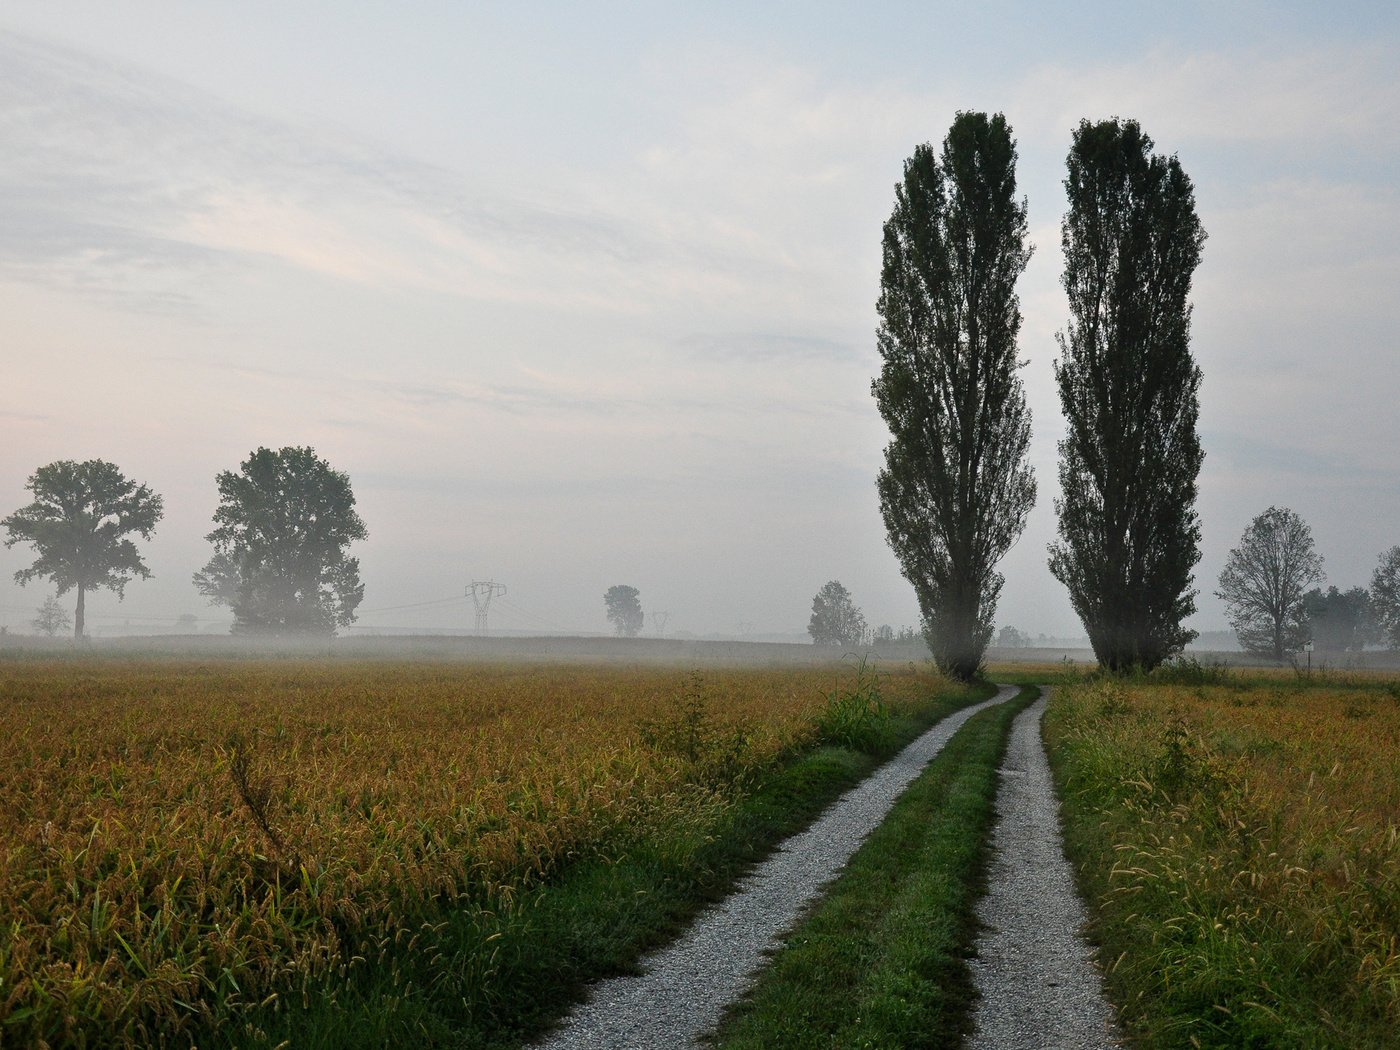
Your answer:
603;585;643;637
996;625;1029;649
194;447;366;635
2;459;163;640
1049;118;1207;673
1302;586;1374;652
874;623;895;643
1370;547;1400;650
873;112;1036;682
175;613;199;633
808;581;867;646
1216;507;1324;660
32;595;73;637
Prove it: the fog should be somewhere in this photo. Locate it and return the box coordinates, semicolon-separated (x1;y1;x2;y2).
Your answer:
2;5;1398;643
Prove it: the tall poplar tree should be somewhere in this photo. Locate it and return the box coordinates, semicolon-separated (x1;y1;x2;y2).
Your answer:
1049;118;1207;672
874;112;1036;681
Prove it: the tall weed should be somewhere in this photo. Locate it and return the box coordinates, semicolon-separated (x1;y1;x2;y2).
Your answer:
813;658;892;752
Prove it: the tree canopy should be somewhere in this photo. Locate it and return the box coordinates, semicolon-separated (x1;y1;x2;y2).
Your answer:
1302;586;1374;652
1048;118;1206;673
1216;506;1324;660
1370;547;1400;650
603;585;643;637
873;111;1036;681
193;447;366;635
2;459;163;640
808;581;867;646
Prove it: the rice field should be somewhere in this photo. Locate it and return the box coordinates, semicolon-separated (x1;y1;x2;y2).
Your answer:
1045;667;1400;1048
0;657;959;1047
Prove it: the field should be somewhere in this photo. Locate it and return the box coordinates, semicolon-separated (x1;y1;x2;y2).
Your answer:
0;656;975;1048
1045;666;1400;1048
13;651;1394;1049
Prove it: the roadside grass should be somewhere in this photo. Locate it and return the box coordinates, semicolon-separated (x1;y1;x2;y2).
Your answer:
709;685;1037;1050
0;658;989;1049
1045;674;1400;1048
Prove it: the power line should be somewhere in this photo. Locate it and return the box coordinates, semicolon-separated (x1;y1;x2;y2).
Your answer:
354;595;465;615
494;595;572;634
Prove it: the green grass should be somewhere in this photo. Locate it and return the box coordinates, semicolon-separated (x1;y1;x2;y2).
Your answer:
1044;676;1400;1049
224;680;995;1049
709;686;1037;1050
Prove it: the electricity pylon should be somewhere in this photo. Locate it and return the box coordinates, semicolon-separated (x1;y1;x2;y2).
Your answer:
467;581;506;635
652;610;670;637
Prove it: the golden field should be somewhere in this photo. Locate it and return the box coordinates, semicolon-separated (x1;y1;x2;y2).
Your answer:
0;657;947;1047
1046;668;1400;1047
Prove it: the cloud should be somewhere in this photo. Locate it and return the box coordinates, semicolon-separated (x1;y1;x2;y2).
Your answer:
674;331;864;363
1012;43;1400;156
0;31;713;316
0;409;50;424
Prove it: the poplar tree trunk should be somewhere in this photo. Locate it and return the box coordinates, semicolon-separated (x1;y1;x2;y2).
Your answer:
74;584;86;641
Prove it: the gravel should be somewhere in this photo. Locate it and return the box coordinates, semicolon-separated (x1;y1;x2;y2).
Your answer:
532;684;1020;1050
968;691;1121;1049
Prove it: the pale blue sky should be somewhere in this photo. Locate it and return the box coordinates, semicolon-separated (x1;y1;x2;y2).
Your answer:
2;2;1397;638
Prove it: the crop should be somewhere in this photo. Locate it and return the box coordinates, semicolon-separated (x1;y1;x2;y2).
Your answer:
0;658;950;1047
1045;672;1400;1047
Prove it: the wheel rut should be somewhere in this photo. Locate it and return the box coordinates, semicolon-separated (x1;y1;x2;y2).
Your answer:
968;690;1121;1048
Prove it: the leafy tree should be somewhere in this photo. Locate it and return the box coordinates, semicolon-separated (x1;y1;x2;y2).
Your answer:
874;624;895;643
2;459;163;640
1048;118;1207;673
1301;586;1374;652
808;581;867;646
603;585;643;637
194;447;366;635
873;112;1036;681
1216;507;1324;660
32;595;73;637
1370;547;1400;650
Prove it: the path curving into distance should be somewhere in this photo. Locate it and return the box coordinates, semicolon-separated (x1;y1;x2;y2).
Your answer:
533;684;1020;1050
968;690;1121;1049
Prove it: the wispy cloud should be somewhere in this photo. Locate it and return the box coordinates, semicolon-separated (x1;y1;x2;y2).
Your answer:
0;31;729;317
675;331;864;363
1011;43;1400;156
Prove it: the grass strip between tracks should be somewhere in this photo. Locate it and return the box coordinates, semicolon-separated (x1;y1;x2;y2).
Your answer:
226;679;995;1049
710;685;1037;1050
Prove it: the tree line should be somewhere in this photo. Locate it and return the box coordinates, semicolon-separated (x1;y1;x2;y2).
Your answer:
2;461;690;645
870;111;1392;679
1216;505;1400;660
3;447;365;640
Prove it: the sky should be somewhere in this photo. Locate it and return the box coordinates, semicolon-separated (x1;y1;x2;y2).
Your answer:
1;1;1398;639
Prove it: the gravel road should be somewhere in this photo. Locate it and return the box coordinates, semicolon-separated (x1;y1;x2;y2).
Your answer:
533;684;1020;1050
968;691;1120;1049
